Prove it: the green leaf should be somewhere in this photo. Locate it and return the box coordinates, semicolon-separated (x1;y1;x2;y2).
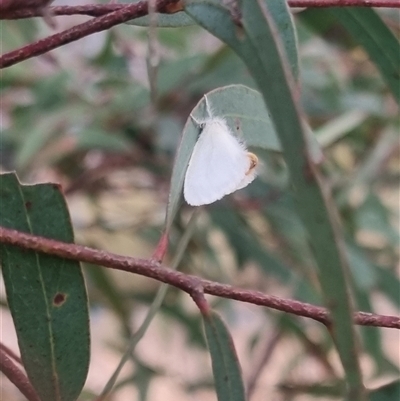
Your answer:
98;210;200;399
186;1;365;399
84;264;131;328
315;110;368;148
15;116;61;171
76;128;132;152
156;55;207;96
166;83;321;228
302;7;400;103
122;0;195;27
355;193;400;247
1;19;39;53
185;0;298;79
203;311;246;401
374;265;400;308
264;197;315;268
259;0;299;80
280;382;345;397
330;7;400;103
350;274;398;375
368;380;400;401
336;129;399;207
166;84;279;229
126;0;299;80
131;361;159;401
209;207;293;282
346;242;377;290
0;172;90;401
130;10;195;27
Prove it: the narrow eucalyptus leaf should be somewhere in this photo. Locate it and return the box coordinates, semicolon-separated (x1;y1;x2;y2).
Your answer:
203;311;246;401
0;172;90;401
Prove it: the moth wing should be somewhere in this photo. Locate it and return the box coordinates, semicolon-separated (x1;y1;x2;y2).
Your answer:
184;119;249;206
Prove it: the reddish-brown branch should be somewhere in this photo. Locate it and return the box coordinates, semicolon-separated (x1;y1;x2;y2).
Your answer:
0;0;182;69
0;226;399;329
1;0;399;20
289;0;400;6
0;347;40;401
1;0;399;68
0;343;22;365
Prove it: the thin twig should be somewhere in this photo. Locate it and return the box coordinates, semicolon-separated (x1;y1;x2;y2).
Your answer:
0;347;40;401
0;226;399;329
0;0;182;69
289;0;400;6
1;0;398;68
1;0;399;20
95;209;200;401
0;343;22;365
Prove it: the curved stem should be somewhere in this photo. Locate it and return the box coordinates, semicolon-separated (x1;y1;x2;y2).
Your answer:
0;226;399;329
0;347;40;401
1;0;398;68
1;1;399;20
0;0;182;69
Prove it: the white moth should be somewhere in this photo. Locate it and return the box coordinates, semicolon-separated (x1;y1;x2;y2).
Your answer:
184;96;258;206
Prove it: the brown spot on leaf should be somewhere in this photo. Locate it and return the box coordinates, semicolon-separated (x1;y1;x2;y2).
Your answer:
25;201;32;210
53;292;67;306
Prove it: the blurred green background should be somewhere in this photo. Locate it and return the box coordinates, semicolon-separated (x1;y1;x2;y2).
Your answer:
0;1;399;400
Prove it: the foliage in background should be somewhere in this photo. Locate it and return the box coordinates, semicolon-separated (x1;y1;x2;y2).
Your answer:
0;1;399;400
